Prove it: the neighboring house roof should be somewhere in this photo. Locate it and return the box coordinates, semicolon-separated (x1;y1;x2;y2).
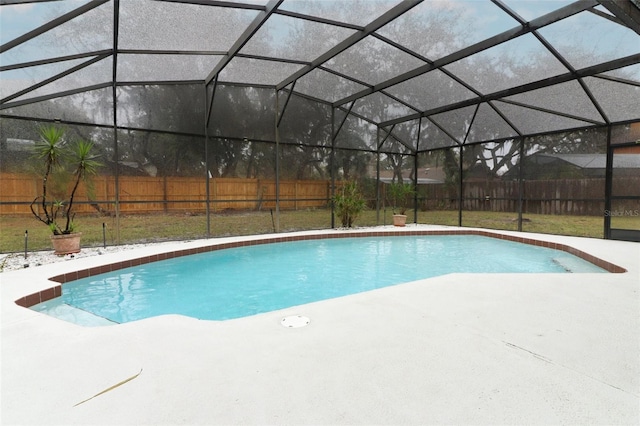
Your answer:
532;153;640;169
5;139;35;151
379;177;443;184
377;167;446;184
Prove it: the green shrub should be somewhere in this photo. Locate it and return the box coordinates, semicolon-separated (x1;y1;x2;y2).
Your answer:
332;181;366;228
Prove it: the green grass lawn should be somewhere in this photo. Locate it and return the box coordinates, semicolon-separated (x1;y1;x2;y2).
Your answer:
1;208;631;254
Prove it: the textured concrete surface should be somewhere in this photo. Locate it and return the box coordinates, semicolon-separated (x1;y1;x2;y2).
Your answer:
2;226;639;425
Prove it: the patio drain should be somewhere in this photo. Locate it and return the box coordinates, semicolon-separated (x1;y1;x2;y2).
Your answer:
281;315;310;328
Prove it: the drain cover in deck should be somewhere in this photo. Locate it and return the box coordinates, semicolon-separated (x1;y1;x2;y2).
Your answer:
281;315;310;328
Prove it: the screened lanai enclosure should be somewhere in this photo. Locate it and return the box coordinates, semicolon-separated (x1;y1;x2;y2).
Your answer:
1;0;640;250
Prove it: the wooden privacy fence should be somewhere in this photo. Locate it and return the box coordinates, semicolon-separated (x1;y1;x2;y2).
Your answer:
0;174;331;216
422;177;640;215
3;173;639;217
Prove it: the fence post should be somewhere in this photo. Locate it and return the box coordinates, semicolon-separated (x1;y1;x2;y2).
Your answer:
163;175;168;213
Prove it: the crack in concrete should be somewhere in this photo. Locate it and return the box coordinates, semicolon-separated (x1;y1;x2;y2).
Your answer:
503;340;638;397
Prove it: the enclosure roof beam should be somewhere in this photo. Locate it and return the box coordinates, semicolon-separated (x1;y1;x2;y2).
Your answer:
596;0;640;35
276;81;297;128
379;126;415;154
332;0;598;107
587;8;626;25
331;24;525;107
0;82;112;111
115;80;205;86
160;0;266;11
275;0;423;91
415;117;422;153
378;124;395;150
419;117;462;149
331;101;357;144
274;9;364;31
203;0;283;85
334;102;383;129
0;50;112;72
379;90;421;114
576;77;610;125
369;31;485;112
377;52;640;128
205;76;218;129
0;53;111;105
594;73;640;87
527;17;611;126
118;49;228;56
202;81;277;90
486;100;523;138
233;53;310;66
490;0;526;24
0;0;109;54
462;104;480;145
317;66;374;90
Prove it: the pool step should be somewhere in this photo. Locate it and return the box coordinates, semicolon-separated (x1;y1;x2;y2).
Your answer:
35;302;118;327
552;256;583;273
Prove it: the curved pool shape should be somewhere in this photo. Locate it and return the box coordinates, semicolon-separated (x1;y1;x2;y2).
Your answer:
32;235;606;325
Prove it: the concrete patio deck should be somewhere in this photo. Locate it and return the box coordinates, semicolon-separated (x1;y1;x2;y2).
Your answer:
1;226;639;425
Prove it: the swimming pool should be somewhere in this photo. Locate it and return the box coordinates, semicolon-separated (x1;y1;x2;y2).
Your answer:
31;234;606;326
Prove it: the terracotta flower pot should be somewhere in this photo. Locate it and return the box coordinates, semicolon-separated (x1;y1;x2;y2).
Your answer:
51;233;82;256
393;214;407;227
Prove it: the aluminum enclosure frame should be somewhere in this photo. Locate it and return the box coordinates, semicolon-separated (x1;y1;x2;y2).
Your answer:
1;0;639;241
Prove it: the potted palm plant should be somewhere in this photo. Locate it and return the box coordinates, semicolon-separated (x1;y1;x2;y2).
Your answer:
387;181;415;227
332;180;366;228
30;125;102;255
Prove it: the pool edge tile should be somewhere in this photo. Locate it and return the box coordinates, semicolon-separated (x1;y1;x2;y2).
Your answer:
30;228;627;310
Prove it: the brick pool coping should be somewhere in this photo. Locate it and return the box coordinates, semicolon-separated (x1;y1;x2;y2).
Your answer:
14;229;626;309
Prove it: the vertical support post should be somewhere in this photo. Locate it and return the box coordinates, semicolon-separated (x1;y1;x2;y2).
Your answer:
604;125;613;239
413;151;418;225
274;89;280;233
204;77;218;236
112;0;121;244
517;137;524;232
204;84;211;236
376;127;381;224
330;107;336;228
458;145;463;227
414;117;422;225
24;230;28;259
102;222;107;248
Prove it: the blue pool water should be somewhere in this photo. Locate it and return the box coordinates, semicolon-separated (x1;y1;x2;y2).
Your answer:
32;235;606;325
